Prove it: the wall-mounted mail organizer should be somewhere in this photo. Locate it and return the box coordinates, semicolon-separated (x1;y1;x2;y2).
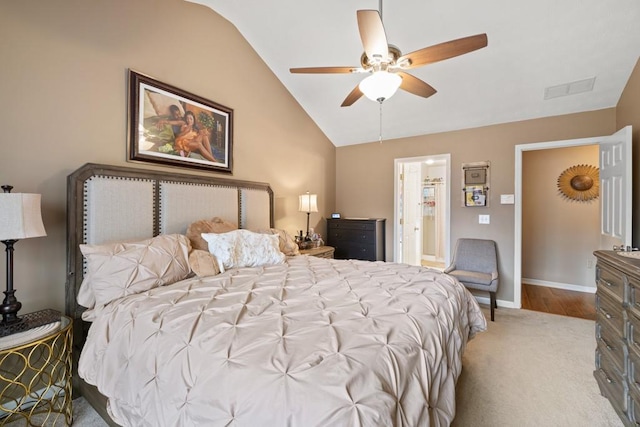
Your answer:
461;161;490;207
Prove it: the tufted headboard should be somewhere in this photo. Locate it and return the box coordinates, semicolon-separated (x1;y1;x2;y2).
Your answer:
65;163;273;338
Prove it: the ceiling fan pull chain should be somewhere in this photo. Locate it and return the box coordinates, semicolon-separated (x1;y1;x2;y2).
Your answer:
379;100;383;143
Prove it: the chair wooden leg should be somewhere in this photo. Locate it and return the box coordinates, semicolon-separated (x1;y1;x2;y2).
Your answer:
490;292;496;321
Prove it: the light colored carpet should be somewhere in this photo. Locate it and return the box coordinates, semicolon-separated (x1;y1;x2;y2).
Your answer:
71;308;624;426
72;398;109;426
453;307;623;427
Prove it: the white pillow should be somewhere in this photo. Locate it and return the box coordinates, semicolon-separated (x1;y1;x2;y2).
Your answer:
201;229;285;269
77;234;191;310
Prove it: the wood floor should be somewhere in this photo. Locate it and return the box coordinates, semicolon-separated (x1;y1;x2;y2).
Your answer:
521;283;596;320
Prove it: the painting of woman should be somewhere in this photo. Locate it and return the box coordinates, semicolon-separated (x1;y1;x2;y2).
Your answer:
174;111;217;162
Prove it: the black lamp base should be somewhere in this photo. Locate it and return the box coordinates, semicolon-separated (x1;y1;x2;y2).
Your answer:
0;289;22;324
1;239;20;325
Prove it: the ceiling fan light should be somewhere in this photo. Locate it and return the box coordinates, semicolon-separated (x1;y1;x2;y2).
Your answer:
359;71;402;102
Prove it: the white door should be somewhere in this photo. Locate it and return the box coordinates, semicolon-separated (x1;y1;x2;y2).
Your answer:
402;162;422;265
599;126;632;249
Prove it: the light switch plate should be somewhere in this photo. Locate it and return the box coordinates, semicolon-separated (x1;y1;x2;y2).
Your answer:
500;194;515;204
479;215;490;224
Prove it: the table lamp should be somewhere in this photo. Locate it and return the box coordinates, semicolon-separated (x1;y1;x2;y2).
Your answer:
0;185;46;325
298;191;318;239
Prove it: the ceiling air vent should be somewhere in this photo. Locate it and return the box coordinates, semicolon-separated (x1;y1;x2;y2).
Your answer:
544;77;596;100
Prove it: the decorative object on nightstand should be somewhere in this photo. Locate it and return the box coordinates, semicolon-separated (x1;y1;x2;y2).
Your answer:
298;191;318;239
0;313;73;425
299;245;335;259
0;185;53;335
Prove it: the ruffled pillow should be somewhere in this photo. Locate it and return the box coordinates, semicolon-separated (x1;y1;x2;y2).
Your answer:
255;228;300;256
189;249;224;276
186;217;238;251
201;229;286;269
77;234;191;310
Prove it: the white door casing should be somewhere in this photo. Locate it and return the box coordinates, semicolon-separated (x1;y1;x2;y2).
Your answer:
394;155;451;266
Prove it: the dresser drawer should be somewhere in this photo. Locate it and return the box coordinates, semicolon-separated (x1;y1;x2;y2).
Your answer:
597;289;626;339
628;310;640;360
597;321;627;374
327;228;377;245
628;350;640;397
595;348;628;416
620;388;640;425
327;221;375;231
627;278;640;319
597;262;626;301
334;242;376;260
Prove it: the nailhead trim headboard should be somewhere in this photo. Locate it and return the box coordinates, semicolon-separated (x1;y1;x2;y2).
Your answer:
65;163;273;344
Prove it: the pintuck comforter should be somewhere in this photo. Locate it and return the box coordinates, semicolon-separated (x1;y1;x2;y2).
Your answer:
79;256;486;427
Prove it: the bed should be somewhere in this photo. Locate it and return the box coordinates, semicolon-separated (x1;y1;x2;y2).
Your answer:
66;163;486;426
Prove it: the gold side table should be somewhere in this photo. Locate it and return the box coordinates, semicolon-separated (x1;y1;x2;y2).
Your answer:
299;245;335;259
0;315;72;426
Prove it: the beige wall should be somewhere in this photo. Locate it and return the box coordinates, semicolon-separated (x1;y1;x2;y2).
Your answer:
336;109;617;304
617;58;640;244
522;145;600;289
338;56;640;306
0;0;335;314
2;0;638;314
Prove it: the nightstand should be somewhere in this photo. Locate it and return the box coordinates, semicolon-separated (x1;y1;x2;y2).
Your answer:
0;313;73;425
299;245;335;259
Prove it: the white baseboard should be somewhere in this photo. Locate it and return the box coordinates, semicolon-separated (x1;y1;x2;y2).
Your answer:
474;296;518;309
522;278;596;294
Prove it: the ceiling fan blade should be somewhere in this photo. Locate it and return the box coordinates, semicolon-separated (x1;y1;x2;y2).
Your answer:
341;85;364;107
399;33;488;69
397;72;437;98
357;10;389;62
290;66;360;74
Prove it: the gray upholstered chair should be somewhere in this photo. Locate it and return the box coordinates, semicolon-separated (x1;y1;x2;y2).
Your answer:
444;238;499;321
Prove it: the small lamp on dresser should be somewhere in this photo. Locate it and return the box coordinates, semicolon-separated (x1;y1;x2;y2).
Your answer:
0;185;46;327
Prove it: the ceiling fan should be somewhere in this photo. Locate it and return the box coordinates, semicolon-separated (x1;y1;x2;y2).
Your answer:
290;8;488;107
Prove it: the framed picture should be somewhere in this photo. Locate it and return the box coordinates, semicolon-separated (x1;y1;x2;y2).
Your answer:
128;70;233;174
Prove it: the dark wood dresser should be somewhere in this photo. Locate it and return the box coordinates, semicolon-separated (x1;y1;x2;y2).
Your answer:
326;218;385;261
594;250;640;426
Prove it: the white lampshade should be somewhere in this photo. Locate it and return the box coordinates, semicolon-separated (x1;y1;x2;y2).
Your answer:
298;193;318;213
0;193;47;241
359;71;402;102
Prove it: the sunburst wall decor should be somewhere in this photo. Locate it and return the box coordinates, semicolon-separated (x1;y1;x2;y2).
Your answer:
557;164;599;202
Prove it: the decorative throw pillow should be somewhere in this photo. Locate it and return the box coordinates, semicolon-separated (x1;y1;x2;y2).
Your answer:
77;234;191;309
255;228;300;256
189;249;224;276
186;217;238;251
201;229;286;269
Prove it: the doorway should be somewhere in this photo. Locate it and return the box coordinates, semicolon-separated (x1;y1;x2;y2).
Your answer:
394;154;451;268
514;127;632;309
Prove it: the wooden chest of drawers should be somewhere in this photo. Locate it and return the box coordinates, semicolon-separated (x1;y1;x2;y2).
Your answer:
326;218;385;261
594;250;640;426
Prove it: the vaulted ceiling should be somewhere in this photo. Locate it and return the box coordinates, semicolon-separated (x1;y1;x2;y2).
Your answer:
190;0;640;147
